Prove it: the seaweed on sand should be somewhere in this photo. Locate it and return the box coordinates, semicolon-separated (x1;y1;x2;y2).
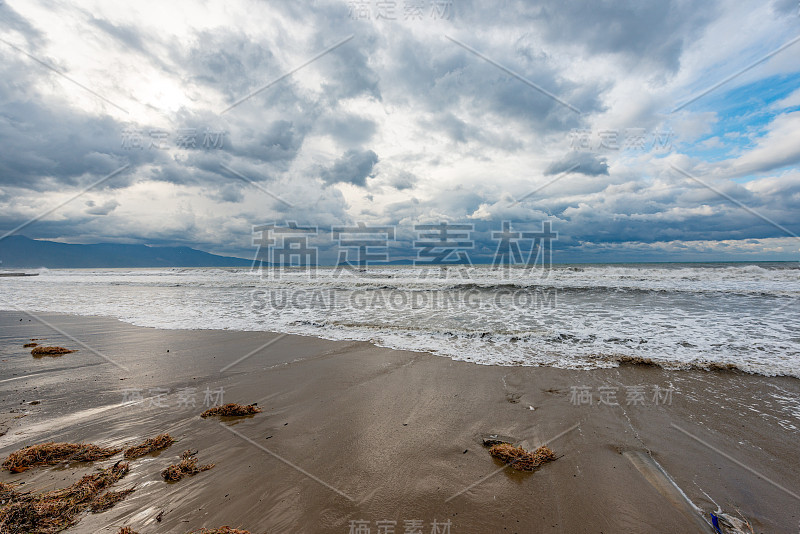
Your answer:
124;434;175;459
89;487;135;512
161;450;214;482
2;442;122;473
30;347;75;357
488;443;557;472
117;528;139;534
0;462;130;533
1;483;22;504
200;403;261;418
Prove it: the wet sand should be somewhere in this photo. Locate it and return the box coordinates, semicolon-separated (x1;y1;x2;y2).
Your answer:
0;311;798;533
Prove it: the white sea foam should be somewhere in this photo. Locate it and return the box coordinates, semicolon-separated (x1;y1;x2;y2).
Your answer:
1;263;798;377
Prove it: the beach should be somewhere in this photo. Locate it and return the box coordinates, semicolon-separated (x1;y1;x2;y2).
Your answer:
1;311;798;533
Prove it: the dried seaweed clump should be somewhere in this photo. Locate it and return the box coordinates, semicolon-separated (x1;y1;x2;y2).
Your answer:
0;461;130;533
200;403;261;418
161;450;214;482
189;528;251;534
23;343;38;348
117;528;139;534
124;433;175;459
31;346;76;357
89;487;136;512
1;482;20;504
2;442;122;473
488;443;557;472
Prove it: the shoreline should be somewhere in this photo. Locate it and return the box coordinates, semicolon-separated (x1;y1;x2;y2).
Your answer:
2;262;797;380
3;305;796;381
1;311;798;532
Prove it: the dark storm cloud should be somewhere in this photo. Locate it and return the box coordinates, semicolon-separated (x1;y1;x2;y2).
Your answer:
316;112;377;146
545;152;609;176
456;0;719;73
389;170;418;190
0;94;154;191
210;183;245;203
381;31;604;139
438;113;469;143
227;120;306;166
320;149;379;187
564;173;800;243
0;28;163;191
181;30;279;102
84;198;119;215
168;107;309;169
318;33;382;103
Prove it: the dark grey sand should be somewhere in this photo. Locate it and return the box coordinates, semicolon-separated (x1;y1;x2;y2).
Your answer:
0;311;798;533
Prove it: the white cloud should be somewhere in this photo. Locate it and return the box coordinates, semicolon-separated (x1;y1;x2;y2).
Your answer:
722;111;800;177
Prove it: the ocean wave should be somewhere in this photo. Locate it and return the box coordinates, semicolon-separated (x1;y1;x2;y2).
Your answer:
2;264;798;378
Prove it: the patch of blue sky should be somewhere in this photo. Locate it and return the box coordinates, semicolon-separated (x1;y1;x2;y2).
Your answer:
676;72;800;165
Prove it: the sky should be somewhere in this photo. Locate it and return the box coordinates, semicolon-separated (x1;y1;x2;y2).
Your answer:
0;0;799;264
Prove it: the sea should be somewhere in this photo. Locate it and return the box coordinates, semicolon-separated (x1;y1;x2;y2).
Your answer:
1;262;798;377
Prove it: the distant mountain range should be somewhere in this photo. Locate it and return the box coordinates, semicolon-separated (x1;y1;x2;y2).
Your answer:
0;235;253;268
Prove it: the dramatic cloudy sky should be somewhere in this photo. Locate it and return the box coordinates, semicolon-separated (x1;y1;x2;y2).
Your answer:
1;0;799;262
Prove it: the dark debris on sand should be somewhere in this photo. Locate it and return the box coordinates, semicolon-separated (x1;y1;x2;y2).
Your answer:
30;346;76;357
161;450;214;482
200;403;261;418
481;434;517;447
488;443;557;471
2;442;122;473
0;462;131;533
124;433;175;459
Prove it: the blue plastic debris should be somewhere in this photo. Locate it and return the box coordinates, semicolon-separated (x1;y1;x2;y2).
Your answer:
710;512;723;534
